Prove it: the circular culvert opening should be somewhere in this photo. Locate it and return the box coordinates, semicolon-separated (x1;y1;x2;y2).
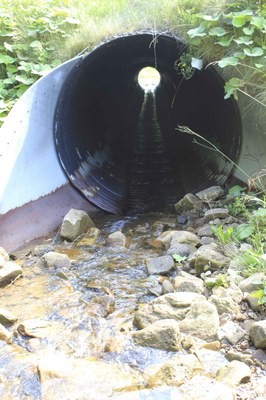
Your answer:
138;66;161;91
54;32;242;213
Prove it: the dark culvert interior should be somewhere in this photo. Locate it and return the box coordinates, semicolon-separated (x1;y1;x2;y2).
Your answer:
54;32;242;213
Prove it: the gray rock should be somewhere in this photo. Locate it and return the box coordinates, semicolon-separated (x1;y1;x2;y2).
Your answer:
252;349;266;363
250;320;266;349
204;208;229;222
133;292;205;329
43;251;71;269
132;319;181;351
0;323;12;343
197;225;213;237
33;244;54;257
146;255;175;275
217;321;246;345
106;231;127;247
0;308;18;325
0;247;9;268
216;360;251;386
174;193;204;214
161;279;174;294
210;295;240;317
238;273;265;293
212;283;243;304
166;243;196;257
0;261;23;286
60;208;95;241
147;354;202;387
153;230;200;250
196;186;224;202
179;300;220;341
189;243;228;275
246;293;262;311
173;272;205;295
200;236;215;245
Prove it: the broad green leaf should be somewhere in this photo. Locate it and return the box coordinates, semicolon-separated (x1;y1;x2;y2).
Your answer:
15;85;28;97
228;78;243;87
218;56;238;68
250;289;264;299
187;24;206;38
216;37;233;47
232;16;248;27
233;51;246;60
199;14;220;21
232;224;255;241
251;16;266;30
244;47;264;57
243;26;255;35
15;75;35;85
30;40;43;49
255;63;264;69
228;185;246;195
0;54;15;64
209;27;227;37
233;36;253;45
4;42;13;52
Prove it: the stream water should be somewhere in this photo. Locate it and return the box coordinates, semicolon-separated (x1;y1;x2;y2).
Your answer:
0;211;189;399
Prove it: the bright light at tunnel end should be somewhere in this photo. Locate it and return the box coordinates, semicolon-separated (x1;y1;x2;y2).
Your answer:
138;66;161;92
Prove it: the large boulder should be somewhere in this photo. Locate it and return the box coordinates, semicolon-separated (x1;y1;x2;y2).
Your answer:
133;292;206;329
179;300;220;341
174;193;204;214
189;243;229;275
132;319;181;351
196;186;224;202
60;209;95;241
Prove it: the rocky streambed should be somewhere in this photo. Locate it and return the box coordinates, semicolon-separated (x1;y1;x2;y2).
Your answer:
0;186;265;400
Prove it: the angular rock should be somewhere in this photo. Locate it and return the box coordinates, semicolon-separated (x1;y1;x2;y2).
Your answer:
238;272;265;293
17;319;52;338
197;225;213;237
60;209;95;241
173;272;205;295
133;292;205;329
0;261;23;286
132;319;181;351
217;321;246;345
196;186;224;202
147;354;202;387
250;320;266;349
212;283;243;304
204;208;229;222
0;247;9;268
161;279;174;294
182;376;235;400
106;231;127;247
200;237;215;245
76;227;101;247
189;243;228;275
0;323;12;343
166;243;196;257
216;360;251;386
210;295;240;317
179;300;220;341
33;244;54;257
43;252;71;269
174;193;204;214
152;230;200;250
0;308;18;325
146;255;175;275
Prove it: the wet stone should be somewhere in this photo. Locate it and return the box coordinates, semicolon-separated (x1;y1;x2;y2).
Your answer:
60;208;95;241
146;255;175;275
33;244;54;257
106;231;127;247
0;261;23;286
0;308;18;325
132;319;181;351
0;323;12;343
17;319;52;338
43;251;71;269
